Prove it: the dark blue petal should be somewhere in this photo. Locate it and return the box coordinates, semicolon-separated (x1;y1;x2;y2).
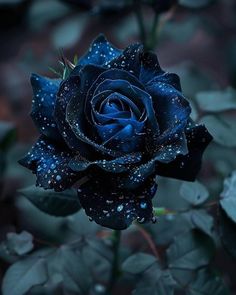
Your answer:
96;123;121;142
78;34;121;67
154;131;188;163
91;78;160;152
139;52;164;84
55;65;105;157
103;101;120;113
118;160;156;190
154;72;182;92
97;92;142;117
69;152;142;173
139;52;182;90
84;68;144;125
86;68;145;108
156;123;213;181
107;43;143;77
103;124;140;153
146;81;191;145
77;177;157;230
66;98;123;157
117;132;189;190
93;81;144;111
66;68;144;157
19;136;80;191
30;74;62;141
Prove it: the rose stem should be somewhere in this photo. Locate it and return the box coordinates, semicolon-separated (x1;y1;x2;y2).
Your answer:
133;0;147;48
106;229;121;294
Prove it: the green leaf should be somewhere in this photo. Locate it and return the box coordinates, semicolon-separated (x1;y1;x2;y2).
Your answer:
196;87;236;112
180;181;209;206
6;231;34;256
61;247;92;293
122;253;159;274
219;208;236;259
66;210;100;237
2;257;48;295
187;268;229;295
147;213;192;246
0;231;33;264
19;186;81;217
170;269;196;288
81;239;112;282
219;172;236;258
167;230;214;270
16;196;72;244
47;246;92;294
188;210;214;238
179;0;215;9
133;270;176;295
220;171;236;223
200;114;236;147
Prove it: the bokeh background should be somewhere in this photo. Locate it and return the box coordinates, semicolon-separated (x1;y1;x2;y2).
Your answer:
0;0;236;294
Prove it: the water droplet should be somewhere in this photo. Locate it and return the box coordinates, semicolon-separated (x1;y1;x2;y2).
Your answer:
50;163;56;169
140;201;147;209
152;216;157;223
56;175;61;181
137;217;145;223
117;204;124;212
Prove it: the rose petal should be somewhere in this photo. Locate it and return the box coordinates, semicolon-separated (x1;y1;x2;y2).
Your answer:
156;123;213;181
78;34;121;67
30;74;62;141
77;177;157;230
107;43;143;77
146;80;191;139
55;65;105;156
139;52;164;84
19;136;80;191
69;152;142;173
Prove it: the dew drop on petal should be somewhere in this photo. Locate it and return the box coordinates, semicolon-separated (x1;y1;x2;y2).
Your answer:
117;204;124;212
56;175;62;181
140;201;147;209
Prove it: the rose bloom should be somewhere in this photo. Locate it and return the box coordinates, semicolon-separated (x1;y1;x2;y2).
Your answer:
20;35;212;229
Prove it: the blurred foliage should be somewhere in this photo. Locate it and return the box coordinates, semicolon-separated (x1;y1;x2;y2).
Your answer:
0;0;236;294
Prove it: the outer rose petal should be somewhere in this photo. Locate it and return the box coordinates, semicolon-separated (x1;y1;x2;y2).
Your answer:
77;177;157;230
146;80;191;135
107;43;143;77
68;152;142;173
139;52;164;84
78;34;121;67
117;131;188;190
19;136;80;191
156;123;213;181
30;74;62;141
54;65;105;157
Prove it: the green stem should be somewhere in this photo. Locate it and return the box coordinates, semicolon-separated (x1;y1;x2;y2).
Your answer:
106;230;121;294
133;0;147;48
153;200;220;217
148;12;159;50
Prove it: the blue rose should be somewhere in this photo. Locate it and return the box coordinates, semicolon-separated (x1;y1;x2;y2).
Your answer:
19;35;212;230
